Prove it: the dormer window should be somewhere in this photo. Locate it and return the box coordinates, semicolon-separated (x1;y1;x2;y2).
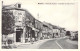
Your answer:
15;3;21;8
18;4;21;8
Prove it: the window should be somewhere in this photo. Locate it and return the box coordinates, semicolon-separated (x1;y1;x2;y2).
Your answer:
18;4;21;8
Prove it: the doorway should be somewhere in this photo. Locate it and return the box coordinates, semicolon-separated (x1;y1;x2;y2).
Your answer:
16;29;23;42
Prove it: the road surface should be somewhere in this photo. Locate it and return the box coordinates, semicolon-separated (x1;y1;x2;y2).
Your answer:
39;38;78;49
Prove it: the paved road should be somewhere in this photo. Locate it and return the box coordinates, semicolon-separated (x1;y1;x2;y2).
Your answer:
57;38;78;49
13;37;78;49
39;39;61;49
39;38;78;49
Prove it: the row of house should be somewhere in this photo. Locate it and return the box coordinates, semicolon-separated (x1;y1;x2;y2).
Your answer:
2;3;66;44
70;31;78;40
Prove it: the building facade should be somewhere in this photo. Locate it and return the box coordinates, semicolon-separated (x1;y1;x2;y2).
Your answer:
2;3;66;45
2;3;36;43
35;19;43;40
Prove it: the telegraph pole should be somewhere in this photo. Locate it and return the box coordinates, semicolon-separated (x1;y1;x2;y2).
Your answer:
2;1;3;8
38;13;39;20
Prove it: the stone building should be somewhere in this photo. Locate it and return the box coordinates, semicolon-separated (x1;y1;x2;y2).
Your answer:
2;3;37;43
35;19;43;40
2;3;66;45
42;23;51;39
42;22;53;38
59;28;66;37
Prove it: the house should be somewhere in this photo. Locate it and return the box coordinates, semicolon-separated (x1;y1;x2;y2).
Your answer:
2;3;37;43
70;31;78;40
35;19;43;40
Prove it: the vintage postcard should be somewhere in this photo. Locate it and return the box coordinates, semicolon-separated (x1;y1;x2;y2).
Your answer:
0;0;79;51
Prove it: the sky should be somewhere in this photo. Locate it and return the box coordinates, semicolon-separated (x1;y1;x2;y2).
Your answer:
2;0;78;31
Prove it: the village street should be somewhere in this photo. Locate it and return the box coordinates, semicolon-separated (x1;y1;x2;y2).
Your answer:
14;37;78;49
2;2;78;49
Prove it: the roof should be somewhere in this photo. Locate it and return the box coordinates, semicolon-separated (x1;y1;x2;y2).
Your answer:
3;7;26;11
2;3;26;11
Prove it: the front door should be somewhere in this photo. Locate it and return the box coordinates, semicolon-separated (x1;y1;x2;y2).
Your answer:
16;29;23;42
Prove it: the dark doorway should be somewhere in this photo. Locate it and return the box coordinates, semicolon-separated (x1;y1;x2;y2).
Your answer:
16;29;23;42
31;30;35;38
53;33;54;38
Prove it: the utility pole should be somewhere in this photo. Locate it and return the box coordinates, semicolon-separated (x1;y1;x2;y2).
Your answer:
37;13;39;20
2;1;3;8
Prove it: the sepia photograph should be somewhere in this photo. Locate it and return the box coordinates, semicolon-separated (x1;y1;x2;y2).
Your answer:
1;0;78;49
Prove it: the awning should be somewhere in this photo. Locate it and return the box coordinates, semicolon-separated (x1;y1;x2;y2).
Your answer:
32;27;39;32
27;25;39;31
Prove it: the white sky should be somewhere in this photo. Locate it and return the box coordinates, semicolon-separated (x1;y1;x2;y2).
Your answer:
2;0;78;31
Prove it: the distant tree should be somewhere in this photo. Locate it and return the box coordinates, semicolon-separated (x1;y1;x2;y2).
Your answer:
66;31;71;36
2;10;15;35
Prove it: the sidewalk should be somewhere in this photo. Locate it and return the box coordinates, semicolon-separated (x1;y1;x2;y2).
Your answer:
14;39;53;49
66;39;78;45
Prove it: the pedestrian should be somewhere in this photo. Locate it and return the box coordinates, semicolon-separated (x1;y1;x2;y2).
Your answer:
30;37;33;44
28;37;30;42
7;39;13;49
32;38;35;42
